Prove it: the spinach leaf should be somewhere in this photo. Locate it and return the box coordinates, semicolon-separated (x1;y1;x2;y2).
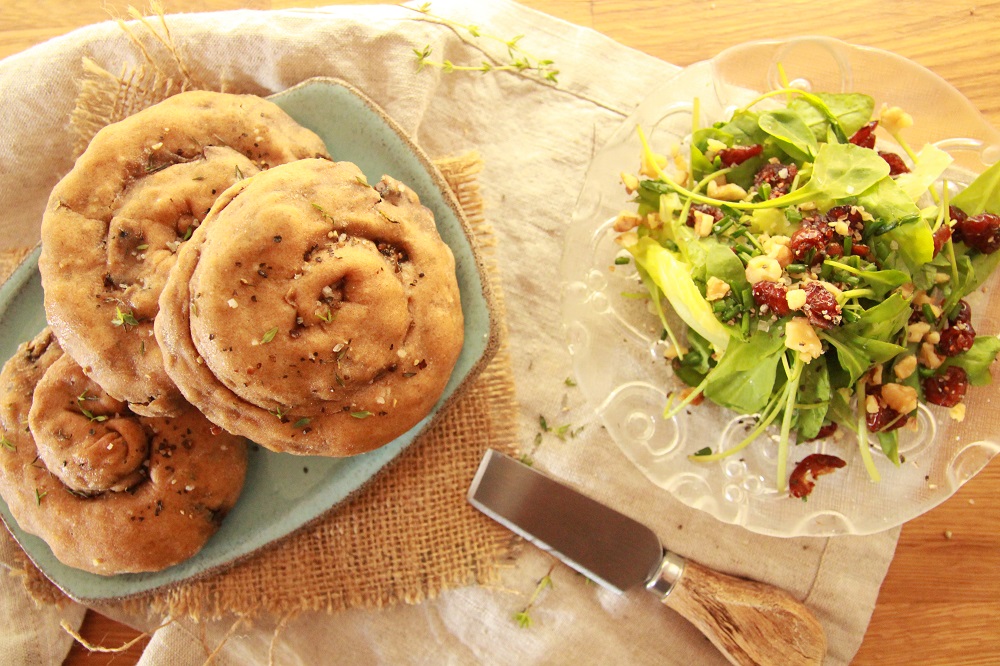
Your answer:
705;242;749;293
759;109;819;162
847;293;912;341
820;329;907;386
703;329;785;413
942;335;1000;386
789;92;874;141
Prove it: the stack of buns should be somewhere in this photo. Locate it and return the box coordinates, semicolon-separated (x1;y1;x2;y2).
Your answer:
0;91;465;575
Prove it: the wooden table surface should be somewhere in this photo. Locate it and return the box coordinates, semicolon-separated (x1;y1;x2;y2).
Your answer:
2;1;999;664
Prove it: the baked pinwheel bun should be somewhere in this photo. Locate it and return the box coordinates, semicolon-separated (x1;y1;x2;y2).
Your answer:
0;329;248;575
38;90;330;418
156;158;465;457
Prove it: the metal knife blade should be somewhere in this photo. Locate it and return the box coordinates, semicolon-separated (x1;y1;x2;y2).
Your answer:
468;448;663;593
468;449;828;666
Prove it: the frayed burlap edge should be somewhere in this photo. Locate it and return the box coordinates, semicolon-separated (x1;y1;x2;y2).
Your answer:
2;7;521;623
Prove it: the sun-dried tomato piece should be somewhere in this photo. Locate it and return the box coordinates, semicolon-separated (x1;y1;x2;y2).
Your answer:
923;366;969;408
932;224;953;256
789;453;847;499
879;151;910;176
686;203;725;228
754;162;798;198
801;282;842;329
849;121;878;150
718;144;764;167
752;281;791;317
955;212;1000;254
937;320;976;357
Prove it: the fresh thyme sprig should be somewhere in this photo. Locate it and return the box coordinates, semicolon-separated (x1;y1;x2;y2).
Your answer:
514;564;555;628
111;305;140;329
77;391;108;423
408;3;559;83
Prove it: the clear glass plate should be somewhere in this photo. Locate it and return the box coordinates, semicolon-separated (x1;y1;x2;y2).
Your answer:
560;37;1000;537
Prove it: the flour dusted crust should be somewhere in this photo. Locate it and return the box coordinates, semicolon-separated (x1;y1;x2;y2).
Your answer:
0;329;248;576
156;159;465;456
39;91;330;417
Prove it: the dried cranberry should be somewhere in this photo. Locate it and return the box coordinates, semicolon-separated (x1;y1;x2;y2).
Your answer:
950;206;969;225
754;162;798;198
850;243;871;259
825;242;844;258
752;281;791;317
937;320;976;357
789;226;830;264
789;453;847;499
951;299;973;325
955;212;1000;254
826;205;864;231
932;224;952;256
879;151;910;176
718;144;763;167
686;203;725;228
801;282;842;329
922;366;969;408
849;121;878;150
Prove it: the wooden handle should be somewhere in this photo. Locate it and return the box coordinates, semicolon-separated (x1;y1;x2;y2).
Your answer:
661;558;827;666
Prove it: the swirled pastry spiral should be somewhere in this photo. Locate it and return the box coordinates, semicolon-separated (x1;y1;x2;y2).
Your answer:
0;329;248;575
39;91;330;417
156;159;465;456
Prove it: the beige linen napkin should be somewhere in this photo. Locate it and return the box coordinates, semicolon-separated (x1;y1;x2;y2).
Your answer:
0;1;899;664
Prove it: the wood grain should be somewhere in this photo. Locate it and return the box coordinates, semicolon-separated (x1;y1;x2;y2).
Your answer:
0;1;997;664
664;558;827;665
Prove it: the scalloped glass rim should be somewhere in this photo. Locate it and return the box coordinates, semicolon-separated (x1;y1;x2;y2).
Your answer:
561;37;1000;537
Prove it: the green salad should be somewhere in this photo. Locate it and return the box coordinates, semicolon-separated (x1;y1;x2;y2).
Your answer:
613;88;1000;498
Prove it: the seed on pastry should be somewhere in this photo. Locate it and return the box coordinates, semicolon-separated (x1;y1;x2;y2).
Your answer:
39;91;330;417
0;329;248;575
156;159;465;457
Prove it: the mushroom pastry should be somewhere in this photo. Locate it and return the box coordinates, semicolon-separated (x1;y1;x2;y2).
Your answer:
39;90;330;417
0;329;248;575
156;159;465;456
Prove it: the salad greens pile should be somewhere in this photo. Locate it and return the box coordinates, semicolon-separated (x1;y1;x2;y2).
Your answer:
614;87;1000;497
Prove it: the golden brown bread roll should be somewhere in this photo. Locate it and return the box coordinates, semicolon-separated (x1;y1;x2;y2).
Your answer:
0;329;248;575
39;90;330;417
156;158;465;456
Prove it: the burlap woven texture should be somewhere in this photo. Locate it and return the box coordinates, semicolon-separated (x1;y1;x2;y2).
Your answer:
1;17;519;621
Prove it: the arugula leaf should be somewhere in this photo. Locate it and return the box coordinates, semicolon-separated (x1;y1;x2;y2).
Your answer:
877;430;901;466
703;329;785;413
629;237;731;350
942;335;1000;386
951;158;1000;215
758;109;819;162
820;329;906;386
796;357;831;440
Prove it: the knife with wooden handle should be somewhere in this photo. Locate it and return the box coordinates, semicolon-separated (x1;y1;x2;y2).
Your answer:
468;449;827;666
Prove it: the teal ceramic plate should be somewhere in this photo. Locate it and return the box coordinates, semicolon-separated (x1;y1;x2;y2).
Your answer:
0;78;499;601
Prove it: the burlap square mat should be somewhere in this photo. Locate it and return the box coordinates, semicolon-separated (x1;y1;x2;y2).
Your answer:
1;12;520;622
